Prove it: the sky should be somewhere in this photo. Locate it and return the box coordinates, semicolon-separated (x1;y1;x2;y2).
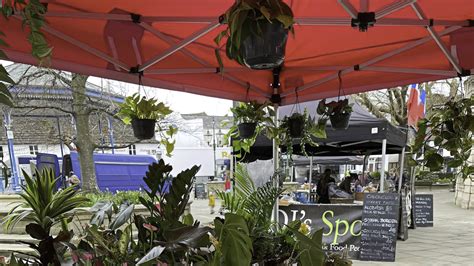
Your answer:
1;60;233;116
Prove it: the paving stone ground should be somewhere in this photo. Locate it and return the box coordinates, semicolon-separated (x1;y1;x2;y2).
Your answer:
190;188;474;266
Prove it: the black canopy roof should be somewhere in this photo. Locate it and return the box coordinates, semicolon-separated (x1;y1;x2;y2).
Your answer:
241;97;407;162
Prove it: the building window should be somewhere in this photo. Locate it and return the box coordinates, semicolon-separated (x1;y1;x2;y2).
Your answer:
29;145;39;155
129;144;136;155
0;146;3;160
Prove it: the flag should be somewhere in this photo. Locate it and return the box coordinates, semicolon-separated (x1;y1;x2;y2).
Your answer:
407;84;426;128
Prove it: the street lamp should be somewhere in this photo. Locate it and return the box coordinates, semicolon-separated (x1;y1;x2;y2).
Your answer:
204;118;225;180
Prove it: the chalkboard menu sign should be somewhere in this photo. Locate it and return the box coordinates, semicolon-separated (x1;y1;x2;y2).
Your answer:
360;193;400;262
414;194;433;227
195;183;207;199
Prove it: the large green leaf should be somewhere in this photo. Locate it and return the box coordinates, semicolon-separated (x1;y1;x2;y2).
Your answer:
118;224;132;255
109;203;134;230
215;213;252;266
136;246;165;265
89;201;114;226
288;227;324;266
161;225;212;251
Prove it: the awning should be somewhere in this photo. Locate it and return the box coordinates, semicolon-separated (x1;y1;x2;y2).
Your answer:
1;0;473;104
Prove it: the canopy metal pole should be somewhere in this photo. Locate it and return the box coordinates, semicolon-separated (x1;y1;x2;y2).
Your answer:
272;105;280;223
309;156;313;196
380;139;387;192
398;147;406;193
4;111;20;192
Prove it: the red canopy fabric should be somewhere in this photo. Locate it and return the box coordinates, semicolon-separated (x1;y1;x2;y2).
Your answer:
2;0;473;104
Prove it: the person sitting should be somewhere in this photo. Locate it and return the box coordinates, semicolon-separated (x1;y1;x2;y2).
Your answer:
339;173;358;194
316;169;336;204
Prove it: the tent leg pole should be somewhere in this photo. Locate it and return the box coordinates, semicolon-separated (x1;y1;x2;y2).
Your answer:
272;105;279;223
398;147;406;193
309;156;313;197
380;139;387;192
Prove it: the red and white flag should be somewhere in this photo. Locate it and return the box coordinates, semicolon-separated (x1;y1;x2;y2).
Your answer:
407;84;426;128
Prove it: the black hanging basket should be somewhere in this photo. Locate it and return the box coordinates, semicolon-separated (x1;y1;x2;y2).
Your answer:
238;122;257;139
241;19;288;70
131;118;156;140
288;115;305;138
329;112;351;130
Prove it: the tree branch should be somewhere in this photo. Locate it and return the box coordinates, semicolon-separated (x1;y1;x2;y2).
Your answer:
14;105;74;114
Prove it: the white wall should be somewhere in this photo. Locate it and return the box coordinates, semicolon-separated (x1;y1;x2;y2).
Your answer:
161;147;231;176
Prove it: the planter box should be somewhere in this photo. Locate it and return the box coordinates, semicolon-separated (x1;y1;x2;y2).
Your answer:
0;203;191;235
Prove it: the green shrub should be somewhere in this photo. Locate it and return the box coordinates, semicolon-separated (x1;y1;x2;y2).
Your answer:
80;190;145;207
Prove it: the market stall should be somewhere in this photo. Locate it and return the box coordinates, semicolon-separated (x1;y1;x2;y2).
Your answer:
239;97;408;259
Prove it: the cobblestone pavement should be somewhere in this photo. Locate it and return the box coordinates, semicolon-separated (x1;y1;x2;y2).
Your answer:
190;188;474;266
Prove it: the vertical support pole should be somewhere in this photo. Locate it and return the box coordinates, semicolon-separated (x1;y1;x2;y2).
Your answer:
380;139;387;192
107;117;115;154
4;111;20;192
272;105;279;223
309;156;313;195
362;154;368;182
398;147;406;193
56;117;64;159
212;118;217;179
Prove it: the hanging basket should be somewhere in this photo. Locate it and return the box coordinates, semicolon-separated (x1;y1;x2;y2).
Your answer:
329;112;351;130
238;122;257;139
241;19;288;70
288;114;305;138
131;118;156;140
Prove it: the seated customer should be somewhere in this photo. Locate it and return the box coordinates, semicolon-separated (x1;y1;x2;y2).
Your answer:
316;169;336;204
339;173;358;194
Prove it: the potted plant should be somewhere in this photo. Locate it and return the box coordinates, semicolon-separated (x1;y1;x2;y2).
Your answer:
215;0;295;70
234;101;273;138
225;101;274;158
276;109;326;158
117;93;171;140
286;112;305;138
317;98;353;130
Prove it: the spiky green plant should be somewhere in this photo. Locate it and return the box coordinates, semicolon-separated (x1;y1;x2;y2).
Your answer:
3;169;88;233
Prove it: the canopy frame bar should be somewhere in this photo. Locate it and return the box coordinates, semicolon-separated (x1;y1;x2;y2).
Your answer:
144;66;456;76
139;22;220;72
360;0;369;13
26;21;131;72
139;22;270;97
139;22;209;67
281;25;461;98
338;0;358;19
375;0;417;20
41;12;471;27
411;3;463;74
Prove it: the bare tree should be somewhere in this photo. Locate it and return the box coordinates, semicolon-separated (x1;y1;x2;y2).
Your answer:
356;78;470;127
9;65;143;192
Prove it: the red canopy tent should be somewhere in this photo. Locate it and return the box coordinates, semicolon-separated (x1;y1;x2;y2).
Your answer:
1;0;473;105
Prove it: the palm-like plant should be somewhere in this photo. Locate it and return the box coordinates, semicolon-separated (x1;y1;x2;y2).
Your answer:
3;169;88;265
4;169;88;233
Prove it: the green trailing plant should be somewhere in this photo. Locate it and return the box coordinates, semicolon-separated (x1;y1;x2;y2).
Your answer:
224;101;274;158
214;0;295;68
274;109;326;158
117;93;177;156
411;95;474;180
3;169;88;265
0;0;53;107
